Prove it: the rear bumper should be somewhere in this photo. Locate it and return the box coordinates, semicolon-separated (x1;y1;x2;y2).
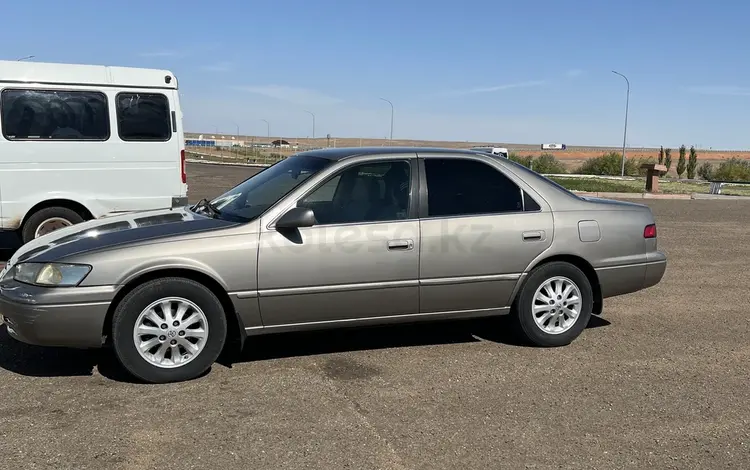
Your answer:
595;252;667;299
643;254;667;289
0;280;113;349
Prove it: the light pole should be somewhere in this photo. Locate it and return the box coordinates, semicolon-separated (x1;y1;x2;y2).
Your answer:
304;110;315;140
261;119;270;139
379;97;394;143
612;70;630;177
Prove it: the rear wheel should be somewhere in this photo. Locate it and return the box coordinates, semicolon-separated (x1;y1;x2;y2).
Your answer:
21;206;85;243
511;261;593;347
111;277;227;384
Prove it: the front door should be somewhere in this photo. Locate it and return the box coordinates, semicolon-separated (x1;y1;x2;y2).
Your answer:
257;156;420;327
417;155;554;314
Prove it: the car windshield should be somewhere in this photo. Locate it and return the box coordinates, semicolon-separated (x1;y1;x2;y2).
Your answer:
206;155;332;222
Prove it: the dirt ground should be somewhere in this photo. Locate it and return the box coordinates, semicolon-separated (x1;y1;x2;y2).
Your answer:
1;162;748;469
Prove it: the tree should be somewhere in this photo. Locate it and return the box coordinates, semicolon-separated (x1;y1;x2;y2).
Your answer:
687;146;698;179
676;145;687;178
658;146;664;164
664;148;672;172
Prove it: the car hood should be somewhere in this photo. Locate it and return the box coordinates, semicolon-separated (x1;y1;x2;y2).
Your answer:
6;206;238;266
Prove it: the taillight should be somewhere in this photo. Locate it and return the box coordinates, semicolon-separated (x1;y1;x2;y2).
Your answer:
643;224;656;238
180;149;187;183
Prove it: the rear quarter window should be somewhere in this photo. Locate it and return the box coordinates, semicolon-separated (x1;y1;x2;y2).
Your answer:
116;92;172;141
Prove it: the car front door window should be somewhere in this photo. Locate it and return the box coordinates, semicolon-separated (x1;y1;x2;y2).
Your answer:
298;160;411;225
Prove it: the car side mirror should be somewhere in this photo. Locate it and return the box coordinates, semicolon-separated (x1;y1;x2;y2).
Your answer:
276;207;315;229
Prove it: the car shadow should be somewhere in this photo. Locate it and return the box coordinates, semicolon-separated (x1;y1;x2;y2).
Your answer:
0;315;611;382
0;327;101;377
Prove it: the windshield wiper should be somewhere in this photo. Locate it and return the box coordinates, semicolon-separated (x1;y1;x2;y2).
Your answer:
191;198;221;218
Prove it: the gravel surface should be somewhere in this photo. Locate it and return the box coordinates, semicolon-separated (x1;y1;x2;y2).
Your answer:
1;162;748;470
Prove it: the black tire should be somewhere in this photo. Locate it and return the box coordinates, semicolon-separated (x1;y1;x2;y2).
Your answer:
21;206;85;244
510;261;593;347
111;277;227;384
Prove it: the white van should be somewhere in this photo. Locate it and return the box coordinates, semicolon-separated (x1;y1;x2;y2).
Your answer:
0;60;188;243
470;146;509;158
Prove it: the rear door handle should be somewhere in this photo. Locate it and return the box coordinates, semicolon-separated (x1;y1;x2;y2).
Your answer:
387;239;414;251
522;230;544;241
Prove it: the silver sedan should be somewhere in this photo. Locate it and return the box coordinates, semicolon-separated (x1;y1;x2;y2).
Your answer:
0;147;666;383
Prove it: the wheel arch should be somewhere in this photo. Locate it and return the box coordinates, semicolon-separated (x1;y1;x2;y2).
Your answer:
517;254;603;315
20;198;95;229
102;268;246;356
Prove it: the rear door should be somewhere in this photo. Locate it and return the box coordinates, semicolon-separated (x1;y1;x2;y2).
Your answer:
417;154;554;314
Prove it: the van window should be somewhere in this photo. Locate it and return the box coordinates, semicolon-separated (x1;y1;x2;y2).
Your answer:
1;89;109;140
116;92;172;141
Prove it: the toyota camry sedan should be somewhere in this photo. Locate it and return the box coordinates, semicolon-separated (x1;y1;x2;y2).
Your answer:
0;147;667;383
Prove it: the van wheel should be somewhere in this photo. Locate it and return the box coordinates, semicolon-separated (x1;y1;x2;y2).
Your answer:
111;277;227;384
21;206;85;243
510;261;593;347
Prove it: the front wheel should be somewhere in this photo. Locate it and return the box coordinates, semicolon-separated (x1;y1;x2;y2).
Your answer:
510;261;593;347
111;277;227;383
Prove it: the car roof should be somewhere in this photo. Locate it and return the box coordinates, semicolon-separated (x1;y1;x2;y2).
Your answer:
292;146;485;161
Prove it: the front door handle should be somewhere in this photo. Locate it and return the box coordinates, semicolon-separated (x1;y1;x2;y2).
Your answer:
522;230;545;241
387;239;414;251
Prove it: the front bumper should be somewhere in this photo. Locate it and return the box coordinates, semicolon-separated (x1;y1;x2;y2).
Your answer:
0;280;115;349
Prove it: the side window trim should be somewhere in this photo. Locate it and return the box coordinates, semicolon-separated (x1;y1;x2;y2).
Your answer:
0;87;111;142
272;157;419;228
115;91;172;142
417;154;542;220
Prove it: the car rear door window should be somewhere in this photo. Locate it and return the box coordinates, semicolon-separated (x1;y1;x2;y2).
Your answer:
116;92;171;141
424;158;523;217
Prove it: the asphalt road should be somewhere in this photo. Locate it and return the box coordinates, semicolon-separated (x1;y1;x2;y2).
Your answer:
1;162;749;469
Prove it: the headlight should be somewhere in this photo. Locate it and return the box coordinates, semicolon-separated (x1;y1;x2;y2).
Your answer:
12;262;91;287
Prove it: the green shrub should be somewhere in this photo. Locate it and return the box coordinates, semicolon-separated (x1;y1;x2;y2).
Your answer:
532;153;567;174
509;153;533;168
576;152;640;176
711;158;750;182
687;146;698;179
697;162;713;180
664;148;672;171
658;146;664;164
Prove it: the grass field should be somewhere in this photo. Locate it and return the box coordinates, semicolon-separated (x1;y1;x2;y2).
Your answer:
186;151;750;197
549;176;750;196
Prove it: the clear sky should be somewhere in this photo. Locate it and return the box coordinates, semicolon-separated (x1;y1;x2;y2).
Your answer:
3;0;749;149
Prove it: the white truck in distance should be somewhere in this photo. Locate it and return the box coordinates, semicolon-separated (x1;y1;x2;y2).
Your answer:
0;59;188;244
